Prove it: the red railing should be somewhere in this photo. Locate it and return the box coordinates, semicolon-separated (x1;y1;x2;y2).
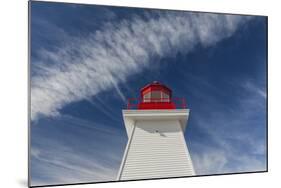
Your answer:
127;97;187;109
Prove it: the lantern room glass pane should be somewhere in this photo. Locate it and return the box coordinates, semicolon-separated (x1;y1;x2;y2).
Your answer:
143;92;150;102
151;91;161;102
162;92;170;102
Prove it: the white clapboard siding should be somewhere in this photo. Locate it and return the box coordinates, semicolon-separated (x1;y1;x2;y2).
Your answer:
119;119;195;180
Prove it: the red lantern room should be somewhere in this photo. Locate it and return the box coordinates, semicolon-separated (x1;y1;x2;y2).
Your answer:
127;81;187;110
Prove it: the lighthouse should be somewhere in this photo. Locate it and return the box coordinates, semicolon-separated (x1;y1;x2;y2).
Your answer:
117;81;195;180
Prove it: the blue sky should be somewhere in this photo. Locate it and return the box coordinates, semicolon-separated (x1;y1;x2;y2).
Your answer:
30;1;267;186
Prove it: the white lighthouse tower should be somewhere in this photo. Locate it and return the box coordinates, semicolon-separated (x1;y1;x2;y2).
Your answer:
117;81;195;181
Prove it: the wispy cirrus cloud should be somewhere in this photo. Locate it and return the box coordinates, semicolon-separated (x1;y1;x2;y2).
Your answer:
186;78;266;175
31;145;118;186
30;114;126;186
31;11;251;121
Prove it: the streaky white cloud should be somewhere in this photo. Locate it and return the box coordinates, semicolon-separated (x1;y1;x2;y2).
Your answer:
30;114;125;186
243;80;267;99
31;12;251;121
188;79;266;175
192;146;266;175
31;145;118;186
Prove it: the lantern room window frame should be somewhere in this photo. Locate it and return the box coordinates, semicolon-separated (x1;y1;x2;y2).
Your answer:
143;91;170;103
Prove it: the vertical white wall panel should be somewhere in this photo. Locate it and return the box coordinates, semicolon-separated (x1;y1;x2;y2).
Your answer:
119;119;195;180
